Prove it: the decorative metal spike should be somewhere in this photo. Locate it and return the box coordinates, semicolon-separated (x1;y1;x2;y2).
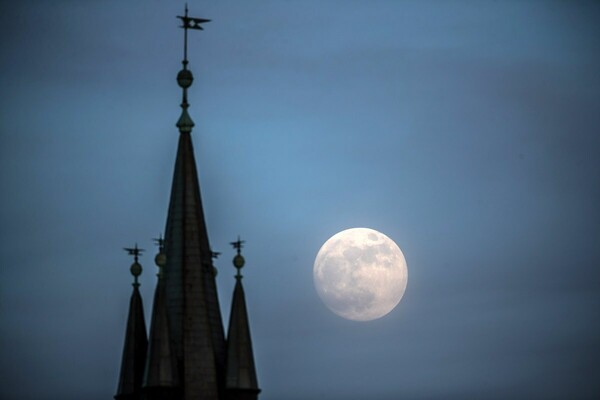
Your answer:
230;236;245;255
124;243;145;262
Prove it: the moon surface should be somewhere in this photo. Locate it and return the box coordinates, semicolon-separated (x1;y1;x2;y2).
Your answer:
313;228;408;321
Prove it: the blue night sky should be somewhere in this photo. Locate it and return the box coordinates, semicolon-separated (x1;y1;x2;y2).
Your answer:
1;1;599;399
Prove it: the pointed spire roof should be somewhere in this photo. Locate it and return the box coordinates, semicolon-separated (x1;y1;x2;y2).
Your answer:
143;238;179;396
226;239;260;398
163;87;226;400
161;6;226;399
115;247;148;400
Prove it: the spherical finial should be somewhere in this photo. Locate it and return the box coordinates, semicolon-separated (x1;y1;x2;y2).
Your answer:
130;261;142;278
177;69;194;88
152;235;167;278
230;236;246;278
233;254;245;269
155;252;167;268
124;244;144;285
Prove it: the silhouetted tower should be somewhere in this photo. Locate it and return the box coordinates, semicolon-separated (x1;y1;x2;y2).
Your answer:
115;7;260;400
160;7;226;400
226;238;261;400
115;245;148;400
142;236;180;399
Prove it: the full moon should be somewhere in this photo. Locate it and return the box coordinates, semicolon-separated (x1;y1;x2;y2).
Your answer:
313;228;408;321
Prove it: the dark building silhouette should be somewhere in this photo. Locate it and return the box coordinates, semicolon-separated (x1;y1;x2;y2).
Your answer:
115;246;148;400
115;8;260;400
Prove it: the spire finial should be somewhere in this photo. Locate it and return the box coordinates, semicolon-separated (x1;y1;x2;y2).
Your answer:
230;236;246;279
153;234;167;278
124;243;145;287
175;6;210;134
153;233;164;251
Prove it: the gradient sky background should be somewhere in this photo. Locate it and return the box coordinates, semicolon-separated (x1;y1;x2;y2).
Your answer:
1;1;599;399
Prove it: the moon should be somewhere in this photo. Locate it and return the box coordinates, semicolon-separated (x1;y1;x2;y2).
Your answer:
313;228;408;321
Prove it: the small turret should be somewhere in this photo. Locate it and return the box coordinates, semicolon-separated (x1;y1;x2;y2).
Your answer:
225;237;260;400
143;236;180;400
115;244;148;400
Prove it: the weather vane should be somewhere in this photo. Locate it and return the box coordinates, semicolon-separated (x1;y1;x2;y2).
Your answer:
230;236;245;255
152;234;164;250
124;243;144;262
177;4;210;68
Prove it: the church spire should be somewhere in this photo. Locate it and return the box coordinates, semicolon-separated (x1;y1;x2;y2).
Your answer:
175;4;210;134
115;245;148;400
225;238;261;400
162;6;226;399
142;236;180;400
115;8;261;399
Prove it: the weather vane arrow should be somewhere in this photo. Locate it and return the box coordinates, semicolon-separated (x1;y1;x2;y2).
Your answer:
177;14;211;30
176;4;210;66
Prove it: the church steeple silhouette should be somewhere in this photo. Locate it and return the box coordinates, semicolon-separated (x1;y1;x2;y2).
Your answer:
225;238;261;400
142;237;179;399
115;8;260;400
115;245;148;400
